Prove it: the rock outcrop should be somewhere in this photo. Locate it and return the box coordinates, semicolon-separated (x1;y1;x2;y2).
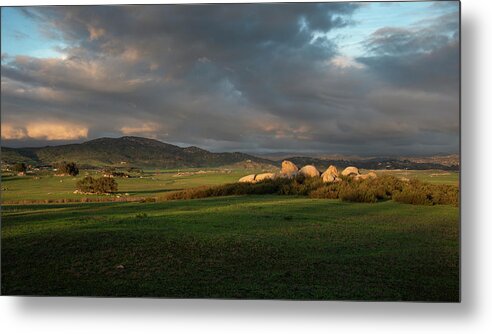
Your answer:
255;173;276;182
354;171;378;181
238;174;256;183
298;165;320;178
238;161;374;185
341;166;360;177
322;172;336;183
321;165;340;183
324;165;339;177
281;160;298;176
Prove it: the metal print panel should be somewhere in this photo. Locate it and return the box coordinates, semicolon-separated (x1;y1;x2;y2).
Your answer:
0;1;460;301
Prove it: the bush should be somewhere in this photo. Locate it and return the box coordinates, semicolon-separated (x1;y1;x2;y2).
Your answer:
278;175;325;196
55;161;79;176
309;184;340;199
76;176;96;193
127;167;143;174
96;177;118;193
163;173;458;206
165;178;290;200
337;182;376;203
393;190;433;206
76;176;118;194
393;181;459;206
13;162;27;173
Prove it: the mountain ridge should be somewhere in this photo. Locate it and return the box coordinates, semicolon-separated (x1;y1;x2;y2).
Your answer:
1;136;274;168
1;136;459;171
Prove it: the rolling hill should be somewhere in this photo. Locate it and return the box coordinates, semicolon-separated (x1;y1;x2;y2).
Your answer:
286;156;459;171
1;136;459;170
1;136;275;168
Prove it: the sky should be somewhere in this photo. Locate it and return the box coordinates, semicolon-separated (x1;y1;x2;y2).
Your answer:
0;1;460;156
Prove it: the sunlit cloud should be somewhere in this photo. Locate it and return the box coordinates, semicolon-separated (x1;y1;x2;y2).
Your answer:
1;123;28;139
26;122;88;140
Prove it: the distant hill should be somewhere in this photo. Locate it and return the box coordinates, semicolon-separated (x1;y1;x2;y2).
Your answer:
1;136;459;171
286;156;459;171
1;136;275;168
400;154;460;167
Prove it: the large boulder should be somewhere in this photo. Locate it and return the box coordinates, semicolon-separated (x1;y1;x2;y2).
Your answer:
238;174;256;183
255;173;276;182
281;160;298;175
323;165;339;177
354;174;369;181
298;165;320;178
341;166;360;177
322;172;336;183
354;171;378;181
321;165;339;183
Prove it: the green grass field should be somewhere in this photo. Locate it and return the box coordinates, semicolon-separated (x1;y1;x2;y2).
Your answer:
1;168;261;202
372;170;459;185
1;169;459;203
1;168;460;300
1;196;459;300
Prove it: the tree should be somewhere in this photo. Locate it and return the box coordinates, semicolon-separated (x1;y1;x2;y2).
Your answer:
76;176;118;194
13;162;27;174
56;161;79;176
76;176;95;193
95;177;118;193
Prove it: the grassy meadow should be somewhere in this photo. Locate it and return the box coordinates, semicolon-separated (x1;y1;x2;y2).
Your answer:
1;196;459;300
1;168;459;203
1;168;460;300
1;168;257;202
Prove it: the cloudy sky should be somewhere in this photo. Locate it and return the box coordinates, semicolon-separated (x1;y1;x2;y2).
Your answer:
1;1;459;155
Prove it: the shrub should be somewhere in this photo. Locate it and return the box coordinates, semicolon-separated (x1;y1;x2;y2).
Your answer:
76;176;118;194
76;176;95;193
432;185;459;206
164;173;458;206
309;184;340;199
393;190;433;206
393;181;459;206
338;184;377;203
13;162;27;173
127;167;143;174
165;178;291;200
96;177;118;193
278;175;325;196
55;161;79;176
111;172;130;178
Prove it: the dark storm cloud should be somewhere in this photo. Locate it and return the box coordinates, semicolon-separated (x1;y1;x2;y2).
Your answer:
350;9;460;155
359;10;459;93
1;3;459;156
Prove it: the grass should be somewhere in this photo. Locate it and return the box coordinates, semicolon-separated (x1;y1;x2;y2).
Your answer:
1;168;459;203
371;169;459;185
1;195;459;301
0;168;263;202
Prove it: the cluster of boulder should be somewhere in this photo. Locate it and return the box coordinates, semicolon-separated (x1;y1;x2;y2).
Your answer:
238;160;377;184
